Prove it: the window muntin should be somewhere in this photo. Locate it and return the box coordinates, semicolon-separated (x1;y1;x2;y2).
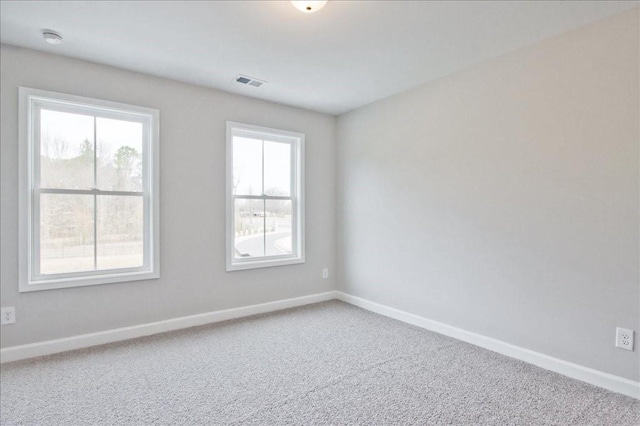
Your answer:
226;122;304;271
19;88;159;291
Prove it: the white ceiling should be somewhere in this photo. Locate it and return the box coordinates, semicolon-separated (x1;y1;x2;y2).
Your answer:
1;1;637;115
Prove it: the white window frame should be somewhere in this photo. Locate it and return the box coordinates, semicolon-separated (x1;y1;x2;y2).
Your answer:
18;87;160;292
226;121;305;271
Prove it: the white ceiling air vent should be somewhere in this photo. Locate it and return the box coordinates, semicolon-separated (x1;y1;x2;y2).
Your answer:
235;75;266;88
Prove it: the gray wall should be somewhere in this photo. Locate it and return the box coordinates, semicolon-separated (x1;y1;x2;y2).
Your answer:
2;9;638;384
336;9;639;381
0;44;336;348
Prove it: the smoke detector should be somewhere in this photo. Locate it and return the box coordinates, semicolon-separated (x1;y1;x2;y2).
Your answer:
235;75;266;88
42;30;63;45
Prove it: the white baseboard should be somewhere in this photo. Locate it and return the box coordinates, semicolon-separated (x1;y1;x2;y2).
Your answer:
0;291;338;364
336;291;640;400
3;289;638;400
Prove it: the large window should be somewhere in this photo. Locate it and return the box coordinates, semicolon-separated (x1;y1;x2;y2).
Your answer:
19;88;159;292
226;122;304;271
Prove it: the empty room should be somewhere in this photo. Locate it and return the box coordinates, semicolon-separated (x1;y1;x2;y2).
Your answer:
0;1;639;424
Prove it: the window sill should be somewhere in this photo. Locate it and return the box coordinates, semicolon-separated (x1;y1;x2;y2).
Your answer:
226;256;304;272
19;270;160;292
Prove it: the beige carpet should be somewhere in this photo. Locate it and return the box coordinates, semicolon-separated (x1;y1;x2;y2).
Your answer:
1;300;639;425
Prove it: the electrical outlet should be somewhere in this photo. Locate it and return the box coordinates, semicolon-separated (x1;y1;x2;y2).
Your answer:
322;268;329;279
616;327;634;351
1;307;16;325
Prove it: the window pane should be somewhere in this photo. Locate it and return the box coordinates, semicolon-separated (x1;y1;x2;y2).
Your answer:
234;199;265;258
233;137;262;196
264;141;291;196
40;194;95;274
97;195;144;270
40;109;94;189
265;200;292;256
97;118;143;192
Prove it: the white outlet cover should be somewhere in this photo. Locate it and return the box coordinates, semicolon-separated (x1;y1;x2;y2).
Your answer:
1;307;16;325
615;327;634;351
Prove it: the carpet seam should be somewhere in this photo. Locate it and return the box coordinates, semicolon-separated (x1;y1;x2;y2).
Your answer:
230;353;432;424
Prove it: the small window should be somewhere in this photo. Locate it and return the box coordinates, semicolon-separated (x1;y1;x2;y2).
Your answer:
19;88;159;292
226;122;304;271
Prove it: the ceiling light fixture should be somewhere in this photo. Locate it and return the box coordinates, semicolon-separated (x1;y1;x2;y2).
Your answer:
42;30;63;45
290;0;328;13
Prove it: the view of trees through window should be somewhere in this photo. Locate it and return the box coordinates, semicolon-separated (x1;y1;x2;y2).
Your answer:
39;109;144;274
233;136;293;258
